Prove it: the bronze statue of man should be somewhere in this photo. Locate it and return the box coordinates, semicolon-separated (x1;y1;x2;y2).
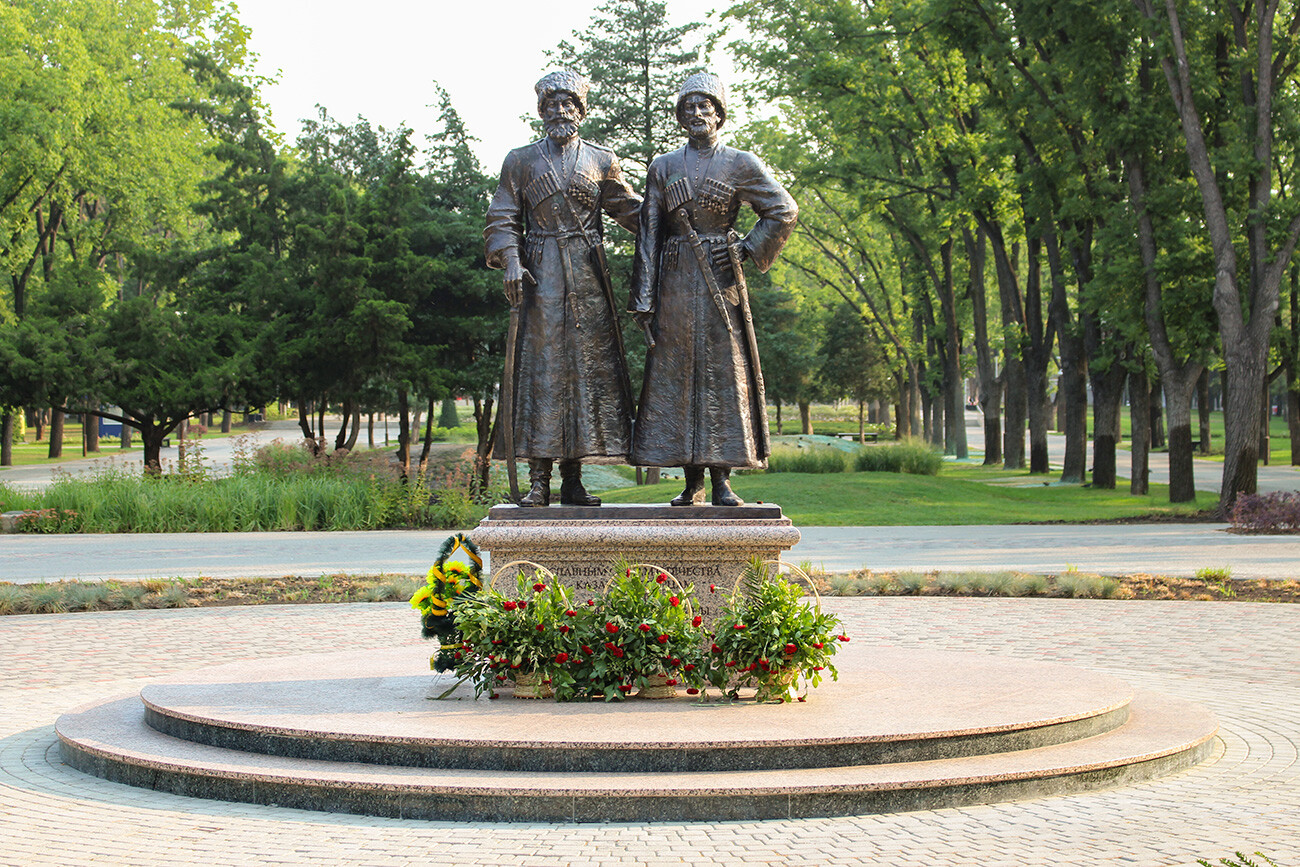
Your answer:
630;73;798;506
485;71;641;506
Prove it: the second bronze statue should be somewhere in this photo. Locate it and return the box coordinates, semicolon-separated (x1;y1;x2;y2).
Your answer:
630;73;798;506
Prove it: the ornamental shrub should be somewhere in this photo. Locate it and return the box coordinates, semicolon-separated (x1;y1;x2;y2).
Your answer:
853;438;942;475
1229;492;1300;533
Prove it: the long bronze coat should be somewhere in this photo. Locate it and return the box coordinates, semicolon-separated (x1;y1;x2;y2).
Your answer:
485;138;640;463
629;144;797;468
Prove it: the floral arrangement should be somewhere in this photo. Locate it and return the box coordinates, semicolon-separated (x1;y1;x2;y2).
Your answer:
706;561;845;702
409;534;482;672
448;569;575;697
423;545;848;704
550;561;709;701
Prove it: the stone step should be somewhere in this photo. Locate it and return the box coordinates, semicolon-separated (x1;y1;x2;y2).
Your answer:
132;646;1136;774
56;689;1217;822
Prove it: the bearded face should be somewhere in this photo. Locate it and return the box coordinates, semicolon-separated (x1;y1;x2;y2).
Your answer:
541;91;582;143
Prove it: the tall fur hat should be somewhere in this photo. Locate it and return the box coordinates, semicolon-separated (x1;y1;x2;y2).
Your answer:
535;70;590;118
676;72;727;126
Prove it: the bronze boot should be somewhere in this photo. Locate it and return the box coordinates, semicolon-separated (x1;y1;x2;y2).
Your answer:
518;459;552;506
670;466;706;506
559;460;601;506
710;467;744;506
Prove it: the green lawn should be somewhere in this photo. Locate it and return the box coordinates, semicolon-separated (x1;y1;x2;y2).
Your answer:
600;462;1212;525
3;422;253;467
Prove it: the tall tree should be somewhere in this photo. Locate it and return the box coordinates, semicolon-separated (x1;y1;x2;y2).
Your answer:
1132;0;1300;509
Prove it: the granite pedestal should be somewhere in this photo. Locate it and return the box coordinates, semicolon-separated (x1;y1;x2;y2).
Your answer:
470;503;801;602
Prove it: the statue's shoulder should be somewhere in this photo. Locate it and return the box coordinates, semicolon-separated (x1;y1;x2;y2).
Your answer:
501;140;547;169
648;146;687;176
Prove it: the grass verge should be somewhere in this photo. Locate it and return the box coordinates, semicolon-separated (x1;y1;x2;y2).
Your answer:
1;568;1294;617
602;464;1214;525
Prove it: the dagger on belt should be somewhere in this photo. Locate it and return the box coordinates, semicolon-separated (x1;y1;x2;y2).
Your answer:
672;205;735;334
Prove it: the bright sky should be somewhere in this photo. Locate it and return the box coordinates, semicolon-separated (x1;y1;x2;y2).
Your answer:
234;0;727;172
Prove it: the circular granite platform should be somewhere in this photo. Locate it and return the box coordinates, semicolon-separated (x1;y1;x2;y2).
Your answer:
136;645;1133;772
56;641;1217;821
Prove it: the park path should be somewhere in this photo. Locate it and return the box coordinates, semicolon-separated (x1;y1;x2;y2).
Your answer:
2;523;1299;583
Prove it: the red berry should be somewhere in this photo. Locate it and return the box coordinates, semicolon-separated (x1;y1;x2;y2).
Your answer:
657;634;669;644
686;687;700;695
733;624;746;631
606;622;619;633
587;599;596;606
784;643;797;655
490;692;500;699
669;595;680;606
639;623;652;632
582;645;593;654
533;582;546;592
666;679;677;686
838;634;850;642
518;601;527;610
709;584;716;593
535;624;545;631
725;661;737;667
711;643;722;653
813;642;824;649
657;573;668;584
613;647;625;658
692;615;702;627
559;624;570;633
565;609;577;617
684;663;695;671
555;652;569;663
503;601;516;611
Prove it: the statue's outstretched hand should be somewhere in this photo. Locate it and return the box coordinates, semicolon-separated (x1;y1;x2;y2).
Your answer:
503;259;534;308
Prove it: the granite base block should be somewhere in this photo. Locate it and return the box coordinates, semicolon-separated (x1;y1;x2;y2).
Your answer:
471;504;802;606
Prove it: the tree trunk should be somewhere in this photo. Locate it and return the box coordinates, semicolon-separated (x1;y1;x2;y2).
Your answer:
177;417;188;469
0;412;12;467
1149;379;1166;449
798;401;812;435
471;394;496;494
140;422;172;477
297;399;314;440
775;403;783;436
1090;361;1127;490
908;363;922;438
1197;369;1212;455
1220;354;1265;507
345;407;361;452
938;238;966;458
368;413;376;449
1002;358;1027;470
1163;370;1200;502
334;398;354;451
397;389;411;480
1130;367;1151;495
419;395;436;470
858;400;866;442
1288;369;1300;466
33;408;45;442
221;409;231;434
86;411;100;453
963;227;1002;465
1027;363;1050;474
48;408;64;458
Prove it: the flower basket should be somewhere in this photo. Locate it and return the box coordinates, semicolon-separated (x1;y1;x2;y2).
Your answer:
637;672;678;699
446;559;573;699
512;670;553;700
708;559;845;703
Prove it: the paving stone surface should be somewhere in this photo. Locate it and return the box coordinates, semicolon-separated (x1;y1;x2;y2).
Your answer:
2;598;1297;866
